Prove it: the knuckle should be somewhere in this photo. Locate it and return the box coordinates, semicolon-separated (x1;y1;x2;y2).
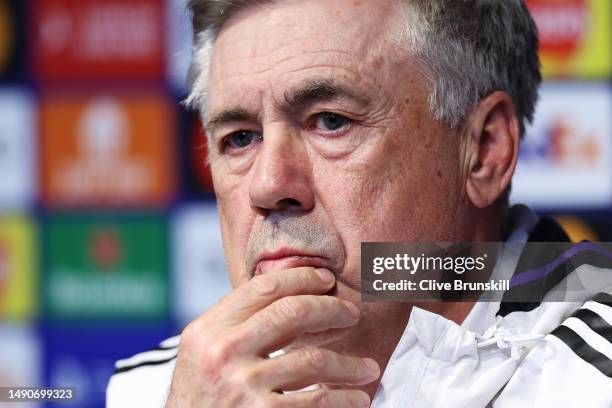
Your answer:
276;297;309;321
300;346;327;371
250;274;280;297
262;396;278;408
230;366;258;388
322;296;347;319
324;295;342;309
205;336;237;369
323;295;343;311
253;398;273;408
253;402;267;408
295;267;315;284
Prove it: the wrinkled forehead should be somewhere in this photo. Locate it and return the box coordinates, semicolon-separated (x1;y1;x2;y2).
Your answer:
212;0;401;58
206;0;406;110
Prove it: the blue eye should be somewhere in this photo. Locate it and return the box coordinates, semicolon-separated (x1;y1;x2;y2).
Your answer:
315;112;351;132
224;130;262;150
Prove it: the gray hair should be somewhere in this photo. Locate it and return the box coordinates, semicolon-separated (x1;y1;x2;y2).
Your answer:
185;0;541;135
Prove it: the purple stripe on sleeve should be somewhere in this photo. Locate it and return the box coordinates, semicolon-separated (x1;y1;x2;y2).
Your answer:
509;242;612;289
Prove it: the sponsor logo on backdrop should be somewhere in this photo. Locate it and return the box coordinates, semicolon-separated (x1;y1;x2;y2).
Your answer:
35;0;164;79
90;229;122;270
527;0;611;77
44;216;169;319
0;217;36;320
528;0;587;58
520;117;600;167
58;98;154;202
511;83;612;208
40;93;174;207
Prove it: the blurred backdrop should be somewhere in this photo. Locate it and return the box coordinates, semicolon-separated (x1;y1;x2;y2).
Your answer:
0;0;610;406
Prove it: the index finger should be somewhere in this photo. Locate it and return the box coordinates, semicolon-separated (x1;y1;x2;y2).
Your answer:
218;267;336;324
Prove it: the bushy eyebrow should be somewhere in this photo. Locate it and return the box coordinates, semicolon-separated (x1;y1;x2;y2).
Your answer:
206;77;369;136
206;108;258;136
280;78;369;113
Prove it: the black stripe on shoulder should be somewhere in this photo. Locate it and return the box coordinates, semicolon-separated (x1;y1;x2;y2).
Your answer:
551;325;612;378
572;308;612;343
526;216;571;243
496;217;570;317
592;292;612;307
505;246;611;293
114;355;177;375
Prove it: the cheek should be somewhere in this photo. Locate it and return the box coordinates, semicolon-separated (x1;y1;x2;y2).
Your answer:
216;205;249;287
312;137;415;241
212;166;254;285
312;123;463;248
371;135;463;241
390;151;463;240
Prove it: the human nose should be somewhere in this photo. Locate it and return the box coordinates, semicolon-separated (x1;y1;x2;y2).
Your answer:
248;128;314;214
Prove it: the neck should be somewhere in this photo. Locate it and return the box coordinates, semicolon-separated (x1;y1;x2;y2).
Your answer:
469;202;504;242
353;204;506;400
427;203;504;323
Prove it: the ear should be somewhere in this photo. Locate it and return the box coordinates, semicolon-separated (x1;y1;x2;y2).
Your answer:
464;91;521;208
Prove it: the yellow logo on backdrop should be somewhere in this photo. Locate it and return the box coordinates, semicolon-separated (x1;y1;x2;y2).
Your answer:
527;0;612;78
0;217;37;320
0;1;14;73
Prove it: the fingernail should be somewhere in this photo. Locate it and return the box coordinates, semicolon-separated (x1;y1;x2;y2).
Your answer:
343;300;360;319
315;268;334;284
363;358;380;375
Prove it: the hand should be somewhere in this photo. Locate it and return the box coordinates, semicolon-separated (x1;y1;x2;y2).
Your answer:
165;267;380;407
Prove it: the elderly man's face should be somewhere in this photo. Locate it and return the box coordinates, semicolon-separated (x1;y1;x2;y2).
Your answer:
206;0;469;343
